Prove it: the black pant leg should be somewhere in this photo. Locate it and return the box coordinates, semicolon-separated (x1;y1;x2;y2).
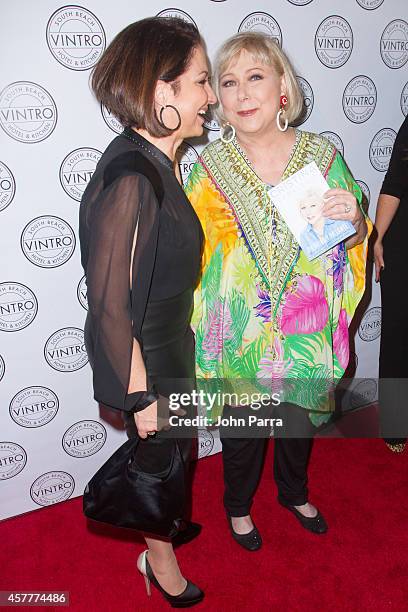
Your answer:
273;403;316;506
221;435;267;517
220;404;269;517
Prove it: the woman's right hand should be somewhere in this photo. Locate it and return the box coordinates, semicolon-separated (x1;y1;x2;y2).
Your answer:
373;238;384;283
134;401;158;439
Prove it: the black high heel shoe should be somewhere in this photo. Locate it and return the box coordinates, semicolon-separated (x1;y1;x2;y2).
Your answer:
227;515;262;551
278;498;328;534
137;550;204;608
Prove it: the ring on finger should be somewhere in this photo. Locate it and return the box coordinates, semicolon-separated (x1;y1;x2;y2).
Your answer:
344;204;351;213
147;431;157;437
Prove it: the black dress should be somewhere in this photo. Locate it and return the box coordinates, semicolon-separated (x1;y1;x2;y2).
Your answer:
79;128;203;507
379;115;408;441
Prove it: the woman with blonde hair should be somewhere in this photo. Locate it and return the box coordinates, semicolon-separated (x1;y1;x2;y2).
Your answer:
186;32;370;549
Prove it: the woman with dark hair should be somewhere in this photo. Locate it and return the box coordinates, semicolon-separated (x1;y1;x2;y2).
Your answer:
374;115;408;453
79;17;215;606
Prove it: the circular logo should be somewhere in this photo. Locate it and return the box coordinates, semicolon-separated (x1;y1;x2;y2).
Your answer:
315;16;353;68
46;6;106;71
176;142;199;186
296;76;314;125
351;379;377;408
203;108;220;132
30;471;75;506
0;282;38;332
62;420;107;458
21;215;76;268
9;386;59;428
369;128;396;172
156;9;197;27
358;306;381;341
0;161;16;212
198;429;214;458
101;103;122;134
238;13;282;46
380;20;408;69
60;147;101;201
401;82;408;116
356;180;370;207
44;327;88;372
77;276;88;310
356;0;384;9
0;442;27;479
0;82;57;143
0;354;5;382
320;131;344;157
342;76;377;124
287;0;313;5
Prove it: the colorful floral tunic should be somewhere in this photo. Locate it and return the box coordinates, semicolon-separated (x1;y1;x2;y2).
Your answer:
185;130;371;425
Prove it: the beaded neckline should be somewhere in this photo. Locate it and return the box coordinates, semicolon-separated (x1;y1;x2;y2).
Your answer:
121;127;174;171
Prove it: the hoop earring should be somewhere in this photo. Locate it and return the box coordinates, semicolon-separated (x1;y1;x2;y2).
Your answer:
276;108;288;132
220;122;236;144
158;105;181;131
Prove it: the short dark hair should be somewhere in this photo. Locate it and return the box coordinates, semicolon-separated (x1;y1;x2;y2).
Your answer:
91;17;202;137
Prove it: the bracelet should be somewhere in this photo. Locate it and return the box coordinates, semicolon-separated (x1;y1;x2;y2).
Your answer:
124;385;159;413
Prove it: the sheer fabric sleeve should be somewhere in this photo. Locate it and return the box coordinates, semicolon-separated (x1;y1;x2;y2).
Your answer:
380;116;408;199
84;170;160;412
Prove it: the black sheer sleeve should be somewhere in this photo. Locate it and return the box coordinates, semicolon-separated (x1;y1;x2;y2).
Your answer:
380;116;408;199
81;157;161;413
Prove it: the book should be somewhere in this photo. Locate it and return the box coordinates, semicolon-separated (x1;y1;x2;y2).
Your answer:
268;161;356;260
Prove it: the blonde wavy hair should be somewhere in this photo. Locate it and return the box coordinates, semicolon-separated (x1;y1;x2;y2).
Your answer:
213;32;304;126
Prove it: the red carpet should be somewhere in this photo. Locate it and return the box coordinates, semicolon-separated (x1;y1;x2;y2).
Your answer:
1;439;408;611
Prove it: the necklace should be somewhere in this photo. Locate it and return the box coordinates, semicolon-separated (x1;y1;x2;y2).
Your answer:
121;127;174;171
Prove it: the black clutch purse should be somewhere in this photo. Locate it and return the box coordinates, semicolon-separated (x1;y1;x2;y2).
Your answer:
83;436;186;537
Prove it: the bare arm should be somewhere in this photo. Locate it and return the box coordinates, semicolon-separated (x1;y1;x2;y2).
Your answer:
373;194;400;282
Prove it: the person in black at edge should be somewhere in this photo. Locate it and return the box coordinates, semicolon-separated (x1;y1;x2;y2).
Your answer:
79;17;216;606
374;115;408;453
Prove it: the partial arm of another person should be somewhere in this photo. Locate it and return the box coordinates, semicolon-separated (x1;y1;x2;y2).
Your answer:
373;195;400;282
373;116;408;281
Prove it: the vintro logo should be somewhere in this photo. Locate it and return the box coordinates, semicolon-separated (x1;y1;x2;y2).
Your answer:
46;6;106;70
315;16;353;68
238;13;282;47
0;82;57;143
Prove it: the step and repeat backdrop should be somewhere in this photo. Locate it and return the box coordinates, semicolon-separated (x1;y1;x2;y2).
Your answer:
1;0;407;520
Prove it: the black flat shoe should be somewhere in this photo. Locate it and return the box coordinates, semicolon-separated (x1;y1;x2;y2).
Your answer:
172;521;202;547
278;498;328;534
137;550;204;608
227;515;262;551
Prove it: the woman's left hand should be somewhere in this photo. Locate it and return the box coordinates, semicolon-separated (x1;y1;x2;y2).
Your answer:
322;188;363;227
